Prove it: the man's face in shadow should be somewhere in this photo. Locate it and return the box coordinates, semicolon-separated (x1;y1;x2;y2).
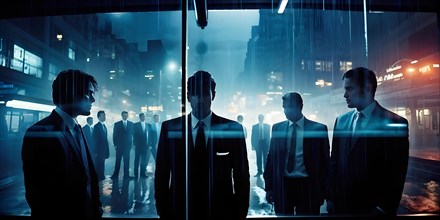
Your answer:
283;100;302;122
73;82;95;117
343;78;370;110
98;112;106;122
188;86;215;120
121;113;129;120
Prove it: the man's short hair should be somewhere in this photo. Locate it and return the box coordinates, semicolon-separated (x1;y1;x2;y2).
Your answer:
187;70;216;96
342;67;378;96
52;69;97;106
97;110;105;118
282;92;303;109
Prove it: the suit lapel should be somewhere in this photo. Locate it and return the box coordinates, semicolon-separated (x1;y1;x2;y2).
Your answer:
282;121;290;155
207;114;219;149
187;116;194;148
302;119;311;169
51;111;85;170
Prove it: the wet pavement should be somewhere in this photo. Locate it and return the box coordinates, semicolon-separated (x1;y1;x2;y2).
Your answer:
1;148;440;217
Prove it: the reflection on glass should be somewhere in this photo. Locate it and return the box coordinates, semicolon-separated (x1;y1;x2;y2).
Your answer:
0;1;439;218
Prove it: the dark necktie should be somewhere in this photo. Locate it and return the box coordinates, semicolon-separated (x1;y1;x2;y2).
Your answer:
352;112;365;137
351;112;364;145
286;123;297;173
354;112;364;133
195;121;205;151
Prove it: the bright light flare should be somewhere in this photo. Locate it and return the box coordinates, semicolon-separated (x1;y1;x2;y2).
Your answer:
6;100;55;112
278;0;288;14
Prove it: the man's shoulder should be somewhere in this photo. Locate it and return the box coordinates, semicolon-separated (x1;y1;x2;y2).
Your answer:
337;110;354;121
376;104;409;124
272;121;288;129
304;118;328;131
27;113;57;131
212;114;242;129
161;116;183;128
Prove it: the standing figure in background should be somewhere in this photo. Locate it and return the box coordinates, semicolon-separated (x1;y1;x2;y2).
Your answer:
326;67;409;216
148;113;161;168
133;113;153;178
22;69;103;219
237;114;247;139
111;110;134;180
93;110;110;182
264;92;330;215
155;70;250;220
251;114;270;177
83;116;95;163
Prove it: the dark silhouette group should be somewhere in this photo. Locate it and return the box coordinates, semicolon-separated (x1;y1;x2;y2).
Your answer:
21;67;409;219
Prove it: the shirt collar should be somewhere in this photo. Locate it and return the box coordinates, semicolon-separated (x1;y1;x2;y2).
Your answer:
289;115;304;128
358;100;377;119
191;112;212;130
54;107;78;129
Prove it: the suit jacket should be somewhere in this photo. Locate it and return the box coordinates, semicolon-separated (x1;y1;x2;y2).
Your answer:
21;110;102;219
155;113;250;220
251;123;271;150
93;122;109;160
151;122;161;148
264;117;330;211
133;122;153;151
113;120;134;151
82;124;95;157
326;101;409;215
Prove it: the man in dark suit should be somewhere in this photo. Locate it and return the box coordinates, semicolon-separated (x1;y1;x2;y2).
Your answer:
251;114;271;177
155;70;250;220
83;116;95;163
326;67;409;216
236;115;247;139
111;110;134;179
21;69;103;219
133;112;153;178
264;92;330;215
93;110;110;181
147;113;161;167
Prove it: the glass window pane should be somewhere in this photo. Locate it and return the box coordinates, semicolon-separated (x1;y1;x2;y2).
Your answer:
0;1;439;219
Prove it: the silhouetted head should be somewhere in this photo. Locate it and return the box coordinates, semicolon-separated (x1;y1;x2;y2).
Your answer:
187;70;216;119
121;111;129;120
237;115;244;123
342;67;377;111
258;114;265;123
97;110;106;122
86;116;93;125
282;92;303;122
139;113;146;122
153;114;160;123
52;69;97;117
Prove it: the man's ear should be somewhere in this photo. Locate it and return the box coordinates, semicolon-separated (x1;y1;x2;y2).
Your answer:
212;91;216;101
